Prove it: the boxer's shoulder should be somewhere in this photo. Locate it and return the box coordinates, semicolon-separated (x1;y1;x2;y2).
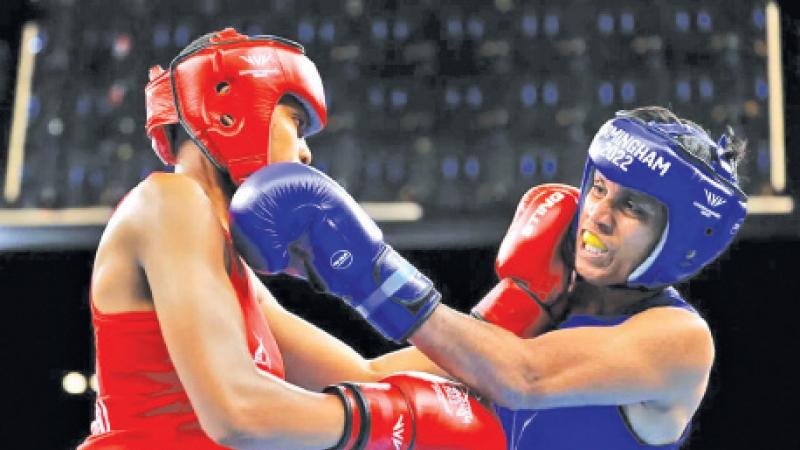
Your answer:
137;172;209;205
122;174;209;219
107;173;219;246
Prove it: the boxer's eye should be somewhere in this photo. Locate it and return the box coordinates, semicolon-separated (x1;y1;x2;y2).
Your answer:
590;182;606;197
624;199;645;217
623;194;658;220
291;113;307;137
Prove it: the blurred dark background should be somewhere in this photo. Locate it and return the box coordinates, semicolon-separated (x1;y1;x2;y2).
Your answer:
1;0;799;448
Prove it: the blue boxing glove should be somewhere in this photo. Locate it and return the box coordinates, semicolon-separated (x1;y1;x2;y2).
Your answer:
229;163;440;342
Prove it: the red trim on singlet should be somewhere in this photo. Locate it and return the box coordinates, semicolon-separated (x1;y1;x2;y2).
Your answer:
79;235;284;449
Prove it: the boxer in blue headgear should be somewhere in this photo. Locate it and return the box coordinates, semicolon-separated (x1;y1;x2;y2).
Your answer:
406;106;748;450
230;106;747;449
576;109;747;289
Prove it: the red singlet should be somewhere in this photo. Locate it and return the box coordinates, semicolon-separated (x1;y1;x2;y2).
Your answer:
78;239;284;449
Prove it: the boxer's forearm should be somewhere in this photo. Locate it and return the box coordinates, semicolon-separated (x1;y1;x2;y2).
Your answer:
369;345;449;379
409;305;539;407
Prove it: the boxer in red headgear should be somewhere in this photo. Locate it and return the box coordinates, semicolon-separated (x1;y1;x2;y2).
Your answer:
79;28;505;450
144;28;328;184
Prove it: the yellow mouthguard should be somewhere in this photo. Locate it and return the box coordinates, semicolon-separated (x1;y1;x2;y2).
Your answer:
582;231;607;251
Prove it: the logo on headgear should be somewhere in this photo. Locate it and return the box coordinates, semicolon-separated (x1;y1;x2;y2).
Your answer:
330;250;353;270
704;189;727;208
240;54;275;66
239;54;281;78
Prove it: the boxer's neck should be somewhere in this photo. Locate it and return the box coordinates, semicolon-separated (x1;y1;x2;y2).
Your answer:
567;279;659;316
174;140;233;230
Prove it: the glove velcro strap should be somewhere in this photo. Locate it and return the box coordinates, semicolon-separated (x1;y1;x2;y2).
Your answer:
356;253;418;318
355;247;441;342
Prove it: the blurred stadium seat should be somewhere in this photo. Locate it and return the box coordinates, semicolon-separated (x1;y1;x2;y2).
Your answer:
2;0;778;224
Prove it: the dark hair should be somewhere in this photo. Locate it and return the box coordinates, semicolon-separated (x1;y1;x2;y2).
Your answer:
621;106;746;184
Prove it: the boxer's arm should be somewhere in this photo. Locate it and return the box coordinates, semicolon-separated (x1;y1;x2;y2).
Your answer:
251;273;447;391
133;175;344;449
409;304;713;411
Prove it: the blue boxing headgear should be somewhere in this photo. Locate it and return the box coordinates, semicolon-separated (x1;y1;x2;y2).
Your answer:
577;112;748;288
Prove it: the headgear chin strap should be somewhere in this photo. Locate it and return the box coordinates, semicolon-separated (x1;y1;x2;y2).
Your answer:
577;112;748;288
145;28;327;184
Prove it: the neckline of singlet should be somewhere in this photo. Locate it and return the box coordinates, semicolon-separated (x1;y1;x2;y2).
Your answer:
560;287;690;325
90;297;158;320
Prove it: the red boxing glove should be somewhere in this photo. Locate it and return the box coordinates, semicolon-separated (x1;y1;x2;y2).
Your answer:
472;184;579;337
325;372;506;450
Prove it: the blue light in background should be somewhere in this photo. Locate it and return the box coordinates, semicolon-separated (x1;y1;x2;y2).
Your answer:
755;76;768;100
699;77;714;100
29;31;47;54
520;84;537;108
675;10;690;32
153;25;170;48
174;24;191;47
676;79;691;102
445;87;461;108
28;95;41;120
394;20;410;41
390;88;408;109
542;155;558;178
597;13;614;35
752;7;765;30
598;82;614;106
319;20;336;43
69;166;85;187
697;11;712;32
298;20;315;42
621;81;636;103
442;157;459;179
464;156;480;179
467;17;485;39
619;12;635;34
76;94;92;117
543;82;559;105
521;14;538;37
756;142;769;175
466;86;483;108
520;153;537;177
544;13;560;36
371;19;388;40
447;16;463;39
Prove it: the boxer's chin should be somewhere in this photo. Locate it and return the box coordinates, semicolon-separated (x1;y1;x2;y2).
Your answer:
574;255;626;287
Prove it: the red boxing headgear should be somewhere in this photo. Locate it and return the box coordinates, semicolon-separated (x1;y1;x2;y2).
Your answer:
145;28;327;184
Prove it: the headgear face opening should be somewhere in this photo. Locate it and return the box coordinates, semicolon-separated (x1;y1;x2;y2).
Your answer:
577;112;748;288
145;28;327;184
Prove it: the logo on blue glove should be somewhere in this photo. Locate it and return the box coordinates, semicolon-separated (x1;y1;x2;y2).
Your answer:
330;250;354;270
